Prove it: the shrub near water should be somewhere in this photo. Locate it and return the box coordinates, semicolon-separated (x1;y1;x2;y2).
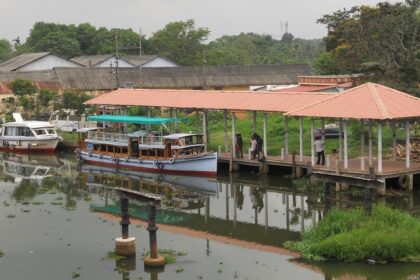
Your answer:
285;206;420;262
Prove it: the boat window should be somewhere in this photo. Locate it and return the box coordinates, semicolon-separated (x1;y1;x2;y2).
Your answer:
33;129;47;135
25;128;33;136
100;145;107;152
47;129;56;135
4;127;17;136
107;146;113;152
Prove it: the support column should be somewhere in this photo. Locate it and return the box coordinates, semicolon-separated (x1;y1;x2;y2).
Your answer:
284;116;289;156
311;119;315;165
360;120;365;171
203;111;208;152
392;122;397;160
252;111;257;134
378;122;382;173
339;119;343;163
299;117;303;162
224;110;228;153
169;108;173;133
231;112;236;159
147;108;151;130
321;118;325;143
406;120;410;168
263;113;267;158
195;111;200;134
368;120;373;167
174;109;178;132
344;120;348;169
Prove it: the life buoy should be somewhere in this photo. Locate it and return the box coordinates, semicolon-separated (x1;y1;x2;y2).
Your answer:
87;151;92;157
137;157;142;163
169;157;175;164
74;148;80;154
153;159;158;166
75;153;81;161
123;157;129;162
398;175;409;189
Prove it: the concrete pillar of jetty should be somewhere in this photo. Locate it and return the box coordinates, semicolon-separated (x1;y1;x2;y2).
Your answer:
263;113;267;158
339;119;343;163
378;122;382;173
299;117;303;162
344;119;348;169
253;111;257;134
311;118;315;166
203;110;208;152
368;120;373;168
360;120;365;171
224;110;229;153
284;116;289;156
392;122;397;160
231;112;236;159
115;197;136;257
406;120;411;168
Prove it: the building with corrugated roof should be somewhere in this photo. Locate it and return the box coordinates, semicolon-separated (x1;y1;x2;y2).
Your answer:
71;54;177;68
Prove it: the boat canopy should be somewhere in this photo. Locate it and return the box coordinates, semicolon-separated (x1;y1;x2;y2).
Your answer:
87;114;187;125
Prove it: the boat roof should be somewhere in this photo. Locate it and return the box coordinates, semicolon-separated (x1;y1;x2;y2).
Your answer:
87;114;186;125
76;127;102;133
163;133;203;140
2;121;54;129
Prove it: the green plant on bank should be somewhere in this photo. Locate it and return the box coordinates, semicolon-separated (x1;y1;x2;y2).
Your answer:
285;206;420;262
0;250;4;257
142;249;187;264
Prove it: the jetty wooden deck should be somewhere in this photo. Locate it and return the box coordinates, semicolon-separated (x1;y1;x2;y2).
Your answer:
218;152;420;179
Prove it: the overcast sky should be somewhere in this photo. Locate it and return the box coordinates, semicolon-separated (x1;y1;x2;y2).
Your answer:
1;0;398;42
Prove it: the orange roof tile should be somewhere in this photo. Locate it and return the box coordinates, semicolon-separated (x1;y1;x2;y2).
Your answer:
286;83;420;120
85;88;335;113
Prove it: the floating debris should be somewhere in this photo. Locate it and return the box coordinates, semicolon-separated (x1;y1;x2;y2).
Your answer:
6;214;16;219
176;266;184;273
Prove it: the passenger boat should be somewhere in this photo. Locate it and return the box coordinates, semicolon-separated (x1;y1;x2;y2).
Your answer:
75;115;217;177
0;113;62;153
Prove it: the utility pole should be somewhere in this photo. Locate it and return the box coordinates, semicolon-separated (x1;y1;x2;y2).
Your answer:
139;28;142;89
114;32;119;88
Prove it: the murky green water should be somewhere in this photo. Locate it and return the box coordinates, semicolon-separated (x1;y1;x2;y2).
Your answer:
0;152;419;280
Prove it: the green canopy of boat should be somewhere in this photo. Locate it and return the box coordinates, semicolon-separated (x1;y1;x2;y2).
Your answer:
88;114;187;125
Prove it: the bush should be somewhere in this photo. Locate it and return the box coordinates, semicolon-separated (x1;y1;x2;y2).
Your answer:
285;206;420;262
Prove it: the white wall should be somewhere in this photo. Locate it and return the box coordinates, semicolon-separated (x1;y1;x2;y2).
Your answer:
142;57;178;68
17;54;82;71
96;57;134;68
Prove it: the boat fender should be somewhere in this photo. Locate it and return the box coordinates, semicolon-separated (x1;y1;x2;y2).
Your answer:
153;159;158;166
87;150;92;157
74;148;80;154
137;157;142;163
98;154;103;159
169;157;175;164
123;157;129;162
398;175;409;189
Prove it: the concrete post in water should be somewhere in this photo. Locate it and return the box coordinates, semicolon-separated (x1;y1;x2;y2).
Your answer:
144;202;165;267
115;197;136;257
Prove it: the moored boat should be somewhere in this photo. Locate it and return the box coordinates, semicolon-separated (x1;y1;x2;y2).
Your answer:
75;115;217;176
0;113;62;153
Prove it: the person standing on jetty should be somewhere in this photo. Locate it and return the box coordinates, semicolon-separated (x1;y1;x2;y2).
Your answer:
314;135;325;165
250;136;257;160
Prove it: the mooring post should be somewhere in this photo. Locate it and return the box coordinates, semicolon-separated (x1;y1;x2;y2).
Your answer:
115;196;136;257
144;202;165;267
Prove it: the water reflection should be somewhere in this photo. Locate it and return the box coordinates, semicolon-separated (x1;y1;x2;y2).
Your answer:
1;152;420;280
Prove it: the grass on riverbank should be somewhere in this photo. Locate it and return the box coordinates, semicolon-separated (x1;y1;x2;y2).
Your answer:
285;206;420;263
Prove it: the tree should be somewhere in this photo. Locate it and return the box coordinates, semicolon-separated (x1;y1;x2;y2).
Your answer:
149;20;210;65
10;79;36;97
32;31;81;58
37;89;56;107
317;1;420;94
0;39;12;62
61;91;90;116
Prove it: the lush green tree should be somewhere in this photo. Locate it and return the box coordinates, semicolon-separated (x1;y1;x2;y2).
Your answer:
0;39;12;62
61;91;90;116
37;89;56;107
32;31;81;58
317;1;420;94
76;23;97;54
149;19;210;65
10;79;36;97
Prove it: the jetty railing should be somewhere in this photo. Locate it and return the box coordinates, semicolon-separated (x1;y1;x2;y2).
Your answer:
87;131;129;144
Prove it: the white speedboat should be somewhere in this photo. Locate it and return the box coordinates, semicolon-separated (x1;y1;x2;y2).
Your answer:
0;113;62;153
75;115;217;177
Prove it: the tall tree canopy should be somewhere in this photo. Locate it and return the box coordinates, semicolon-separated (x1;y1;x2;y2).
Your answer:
0;39;13;62
149;19;210;65
316;1;420;94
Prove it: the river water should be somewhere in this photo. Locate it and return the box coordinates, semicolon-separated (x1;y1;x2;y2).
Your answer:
0;152;419;280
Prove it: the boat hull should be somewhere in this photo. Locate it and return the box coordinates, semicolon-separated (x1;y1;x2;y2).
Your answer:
0;138;59;153
79;151;218;177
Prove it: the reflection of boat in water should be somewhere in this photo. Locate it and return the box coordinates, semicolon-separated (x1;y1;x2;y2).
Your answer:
0;153;62;182
81;164;218;196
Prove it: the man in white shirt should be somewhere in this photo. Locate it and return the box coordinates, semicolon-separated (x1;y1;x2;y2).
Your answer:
314;135;325;165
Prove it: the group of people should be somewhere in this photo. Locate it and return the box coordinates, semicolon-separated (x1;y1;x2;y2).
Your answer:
235;133;263;160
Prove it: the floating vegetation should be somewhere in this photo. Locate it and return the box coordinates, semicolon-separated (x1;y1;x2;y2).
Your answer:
83;195;92;202
142;249;187;264
55;197;64;201
71;271;80;279
21;201;30;205
21;208;31;213
0;250;4;257
32;201;44;205
285;206;420;262
175;266;184;273
106;250;126;261
6;214;16;219
65;206;76;211
3;201;10;207
50;201;63;206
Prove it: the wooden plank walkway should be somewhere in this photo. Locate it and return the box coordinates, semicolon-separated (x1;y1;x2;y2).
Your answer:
218;152;420;179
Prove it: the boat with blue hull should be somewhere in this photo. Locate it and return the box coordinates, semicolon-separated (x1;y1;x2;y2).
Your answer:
75;115;217;177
